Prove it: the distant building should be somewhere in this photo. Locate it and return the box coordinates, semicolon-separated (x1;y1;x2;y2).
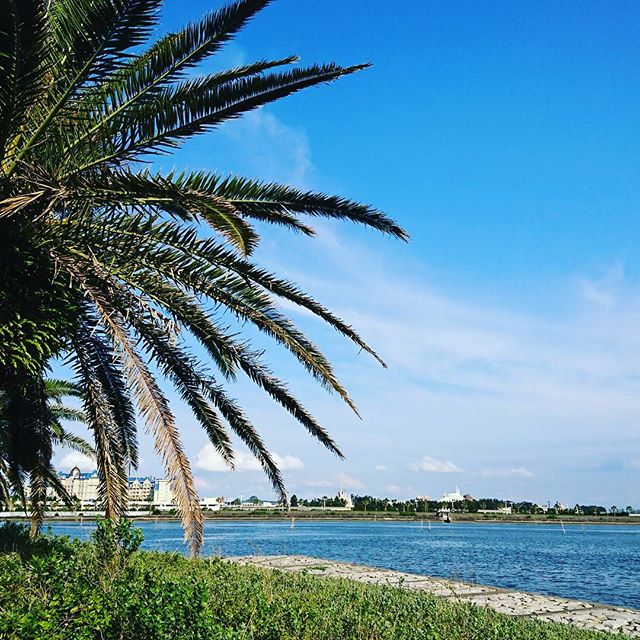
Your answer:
338;488;353;509
478;506;512;515
49;467;173;510
463;494;474;501
127;477;155;505
52;467;100;507
200;496;224;511
439;487;465;503
153;479;175;510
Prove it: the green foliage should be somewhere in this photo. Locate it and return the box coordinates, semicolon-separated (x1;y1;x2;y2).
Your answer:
0;521;76;560
0;522;617;640
0;228;78;376
91;517;143;572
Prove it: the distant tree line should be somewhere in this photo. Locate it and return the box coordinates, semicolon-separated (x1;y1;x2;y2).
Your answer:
289;495;347;508
286;495;636;516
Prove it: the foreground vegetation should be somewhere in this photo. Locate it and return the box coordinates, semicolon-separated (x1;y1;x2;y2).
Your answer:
0;522;616;640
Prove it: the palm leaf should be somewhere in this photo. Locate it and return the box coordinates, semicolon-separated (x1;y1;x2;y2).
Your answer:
68;63;370;172
0;0;49;169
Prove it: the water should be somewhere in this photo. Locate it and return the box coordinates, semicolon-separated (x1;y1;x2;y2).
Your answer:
41;519;640;609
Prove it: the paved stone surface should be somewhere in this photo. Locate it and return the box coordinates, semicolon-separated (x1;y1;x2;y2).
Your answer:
226;555;640;637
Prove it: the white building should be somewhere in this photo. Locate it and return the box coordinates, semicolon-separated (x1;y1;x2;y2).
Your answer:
338;488;353;509
439;487;465;503
50;468;174;510
51;467;100;507
200;496;224;511
127;476;155;505
152;478;175;510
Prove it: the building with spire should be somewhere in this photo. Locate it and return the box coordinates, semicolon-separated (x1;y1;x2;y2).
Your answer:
337;487;353;509
438;487;465;503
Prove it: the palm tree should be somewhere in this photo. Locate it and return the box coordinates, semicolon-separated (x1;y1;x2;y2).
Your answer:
0;0;406;553
0;379;93;532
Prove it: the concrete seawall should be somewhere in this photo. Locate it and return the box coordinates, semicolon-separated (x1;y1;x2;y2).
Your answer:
226;555;640;637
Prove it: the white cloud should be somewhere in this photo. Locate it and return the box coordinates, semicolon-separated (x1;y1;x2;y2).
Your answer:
57;451;94;471
337;473;363;489
408;456;462;473
221;109;312;187
386;484;415;494
375;464;387;471
274;454;304;471
305;473;363;489
194;444;303;473
305;479;332;488
194;476;213;490
578;263;624;310
480;467;534;478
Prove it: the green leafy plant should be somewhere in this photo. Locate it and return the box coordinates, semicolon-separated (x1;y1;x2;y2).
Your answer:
91;517;143;572
0;0;406;554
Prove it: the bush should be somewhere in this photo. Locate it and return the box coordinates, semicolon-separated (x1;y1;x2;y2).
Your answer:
0;521;617;640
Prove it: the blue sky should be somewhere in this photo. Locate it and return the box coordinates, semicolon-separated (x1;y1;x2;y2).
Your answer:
56;1;640;507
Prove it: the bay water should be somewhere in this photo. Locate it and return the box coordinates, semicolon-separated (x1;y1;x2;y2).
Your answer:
42;519;639;609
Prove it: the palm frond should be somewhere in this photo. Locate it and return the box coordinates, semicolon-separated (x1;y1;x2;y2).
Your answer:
69;63;369;172
51;424;95;458
0;372;93;518
71;325;129;519
44;378;82;401
6;0;162;175
69;170;260;255
63;263;204;551
0;0;49;170
74;314;139;467
50;405;87;423
59;0;271;160
186;173;409;240
50;0;161;83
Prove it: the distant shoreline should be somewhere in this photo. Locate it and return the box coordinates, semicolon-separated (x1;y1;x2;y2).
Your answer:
4;512;639;525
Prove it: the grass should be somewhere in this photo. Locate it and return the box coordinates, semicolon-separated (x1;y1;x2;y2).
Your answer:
0;521;619;640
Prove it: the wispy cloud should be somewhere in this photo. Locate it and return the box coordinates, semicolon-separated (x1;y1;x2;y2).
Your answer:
221;109;313;187
194;444;303;473
305;472;363;489
194;476;214;491
277;231;640;414
577;262;625;311
375;464;387;471
408;456;462;473
386;484;415;494
480;467;534;478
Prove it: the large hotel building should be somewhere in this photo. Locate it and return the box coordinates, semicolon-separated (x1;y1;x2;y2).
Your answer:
49;466;177;510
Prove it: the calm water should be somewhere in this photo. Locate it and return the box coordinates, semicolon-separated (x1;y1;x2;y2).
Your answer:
41;519;640;609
